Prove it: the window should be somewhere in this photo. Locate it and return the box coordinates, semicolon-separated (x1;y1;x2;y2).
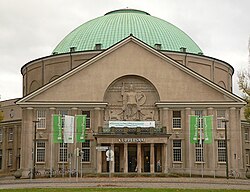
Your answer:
218;140;226;162
195;140;204;162
59;143;68;162
245;128;249;141
8;150;12;166
95;43;102;50
8;128;13;141
154;44;161;50
0;150;2;169
36;141;45;162
173;140;182;162
195;110;203;129
172;111;181;128
217;110;226;129
81;140;90;162
82;111;90;129
59;110;68;129
246;150;250;166
0;129;2;142
37;110;46;129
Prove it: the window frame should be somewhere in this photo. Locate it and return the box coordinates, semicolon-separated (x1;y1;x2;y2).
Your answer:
8;128;13;141
172;110;182;129
59;143;68;162
195;140;204;162
82;111;91;129
172;140;182;162
0;128;2;142
245;128;249;141
81;140;90;163
217;140;226;162
37;110;46;129
217;110;226;129
8;149;13;166
246;150;250;166
0;149;2;169
36;141;46;163
194;110;204;130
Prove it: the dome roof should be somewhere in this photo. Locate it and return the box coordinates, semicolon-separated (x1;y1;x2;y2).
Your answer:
53;9;202;54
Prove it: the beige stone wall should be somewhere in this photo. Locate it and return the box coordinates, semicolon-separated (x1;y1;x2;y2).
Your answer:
0;99;22;175
22;49;233;96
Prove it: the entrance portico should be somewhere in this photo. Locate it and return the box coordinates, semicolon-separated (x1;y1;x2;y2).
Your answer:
95;136;170;174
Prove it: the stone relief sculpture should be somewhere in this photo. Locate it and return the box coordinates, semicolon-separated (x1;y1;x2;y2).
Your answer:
121;83;146;120
104;76;160;122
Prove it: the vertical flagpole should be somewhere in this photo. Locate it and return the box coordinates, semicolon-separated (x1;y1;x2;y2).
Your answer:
50;115;53;178
212;116;215;178
62;114;64;178
200;115;203;178
189;115;192;177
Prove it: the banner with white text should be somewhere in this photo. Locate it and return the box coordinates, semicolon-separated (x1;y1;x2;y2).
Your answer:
63;115;75;143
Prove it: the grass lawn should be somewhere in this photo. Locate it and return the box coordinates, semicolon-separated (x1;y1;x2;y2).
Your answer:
0;189;249;192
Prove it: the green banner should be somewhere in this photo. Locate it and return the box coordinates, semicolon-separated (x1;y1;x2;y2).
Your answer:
203;116;213;144
76;115;87;143
53;114;63;143
190;115;199;144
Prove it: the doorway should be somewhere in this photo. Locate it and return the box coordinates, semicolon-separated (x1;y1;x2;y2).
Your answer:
114;146;120;172
128;145;137;172
143;146;150;172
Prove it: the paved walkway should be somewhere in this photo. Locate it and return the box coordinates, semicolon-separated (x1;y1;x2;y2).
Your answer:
0;176;250;190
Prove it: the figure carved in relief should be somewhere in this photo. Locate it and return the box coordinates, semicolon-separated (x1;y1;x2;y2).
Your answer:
121;83;146;120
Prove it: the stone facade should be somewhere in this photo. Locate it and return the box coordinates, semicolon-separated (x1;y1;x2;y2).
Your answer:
6;36;244;178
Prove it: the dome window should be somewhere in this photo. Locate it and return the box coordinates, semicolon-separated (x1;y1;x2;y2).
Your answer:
70;47;76;52
180;47;186;52
154;44;162;50
95;44;102;50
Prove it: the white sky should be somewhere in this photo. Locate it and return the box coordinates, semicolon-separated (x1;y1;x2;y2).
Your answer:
0;0;249;101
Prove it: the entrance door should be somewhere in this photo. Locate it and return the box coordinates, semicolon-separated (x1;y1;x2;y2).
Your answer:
128;145;137;172
143;146;150;172
114;146;120;172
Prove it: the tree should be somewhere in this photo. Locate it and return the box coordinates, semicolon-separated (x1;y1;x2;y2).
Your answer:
0;111;3;122
238;70;250;122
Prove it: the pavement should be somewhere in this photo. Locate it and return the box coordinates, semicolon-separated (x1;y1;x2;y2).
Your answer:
0;176;250;190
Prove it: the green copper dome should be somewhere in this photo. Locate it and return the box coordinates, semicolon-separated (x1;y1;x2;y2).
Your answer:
53;9;202;54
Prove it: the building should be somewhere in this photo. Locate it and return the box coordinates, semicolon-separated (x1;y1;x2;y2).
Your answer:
0;9;249;178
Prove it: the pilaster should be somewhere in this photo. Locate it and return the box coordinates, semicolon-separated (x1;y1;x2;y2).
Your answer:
184;107;191;170
137;143;141;173
20;107;34;177
123;143;128;173
150;143;154;173
206;107;214;169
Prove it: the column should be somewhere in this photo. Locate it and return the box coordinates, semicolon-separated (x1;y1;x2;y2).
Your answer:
20;107;34;177
137;143;141;173
162;108;170;133
94;107;102;133
150;143;155;173
110;144;115;173
123;143;128;173
229;107;242;170
163;143;168;173
96;146;102;173
94;107;102;173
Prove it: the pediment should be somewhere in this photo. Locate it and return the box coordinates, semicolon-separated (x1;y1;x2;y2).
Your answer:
16;36;245;107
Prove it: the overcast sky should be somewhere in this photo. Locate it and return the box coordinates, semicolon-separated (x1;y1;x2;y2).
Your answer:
0;0;249;101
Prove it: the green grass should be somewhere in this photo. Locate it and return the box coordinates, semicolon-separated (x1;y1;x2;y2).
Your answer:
0;189;249;192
